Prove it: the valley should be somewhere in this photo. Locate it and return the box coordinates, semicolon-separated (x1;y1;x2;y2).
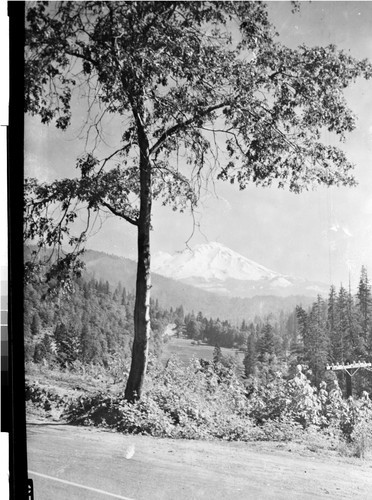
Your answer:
161;336;245;366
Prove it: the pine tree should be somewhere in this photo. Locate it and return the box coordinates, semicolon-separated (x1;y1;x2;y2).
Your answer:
80;323;92;363
30;312;41;337
185;316;201;340
240;319;249;332
327;285;338;361
175;305;185;322
334;285;349;363
244;332;257;378
304;296;329;385
356;266;372;354
33;342;47;363
54;322;80;366
213;345;223;365
345;285;361;358
121;288;127;306
257;323;276;362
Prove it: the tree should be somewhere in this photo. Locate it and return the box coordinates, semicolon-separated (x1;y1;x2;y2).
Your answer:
185;316;201;341
257;323;277;362
30;312;41;337
54;322;80;366
24;2;372;401
244;331;257;378
304;296;329;386
213;345;223;365
357;266;372;351
345;284;363;359
334;285;349;363
327;285;337;361
33;334;54;364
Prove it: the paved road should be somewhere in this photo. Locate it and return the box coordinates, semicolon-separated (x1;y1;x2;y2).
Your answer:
27;422;372;499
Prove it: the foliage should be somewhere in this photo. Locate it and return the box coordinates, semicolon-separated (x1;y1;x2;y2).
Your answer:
24;270;173;369
26;381;68;413
25;354;372;460
285;267;372;394
25;2;371;199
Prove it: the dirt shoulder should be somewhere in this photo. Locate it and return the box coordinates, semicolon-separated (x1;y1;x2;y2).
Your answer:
27;421;372;500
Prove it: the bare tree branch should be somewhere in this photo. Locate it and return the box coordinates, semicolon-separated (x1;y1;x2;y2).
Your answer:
101;201;139;226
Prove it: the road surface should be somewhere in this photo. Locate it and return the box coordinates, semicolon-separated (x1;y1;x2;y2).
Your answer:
27;422;372;499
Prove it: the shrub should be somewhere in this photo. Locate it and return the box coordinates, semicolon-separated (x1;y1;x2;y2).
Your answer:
26;355;372;457
26;381;68;412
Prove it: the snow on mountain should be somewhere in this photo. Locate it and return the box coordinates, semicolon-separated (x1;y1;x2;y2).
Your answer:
153;242;283;282
152;242;328;298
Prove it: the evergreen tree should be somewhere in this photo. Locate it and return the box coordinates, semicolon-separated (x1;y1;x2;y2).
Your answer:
54;322;80;366
174;317;186;338
213;345;223;365
257;323;277;362
30;312;41;337
327;285;338;361
34;334;54;363
121;288;127;306
175;305;185;322
240;319;249;332
357;266;372;354
345;284;362;358
33;342;47;363
80;323;92;363
296;305;308;344
185;316;201;340
334;285;349;363
304;296;329;385
244;332;257;378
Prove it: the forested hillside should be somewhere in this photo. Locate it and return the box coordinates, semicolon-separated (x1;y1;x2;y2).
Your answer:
24;276;171;370
25;265;372;397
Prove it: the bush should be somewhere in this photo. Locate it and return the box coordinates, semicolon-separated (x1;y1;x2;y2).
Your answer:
26;356;372;458
26;381;68;412
64;356;255;440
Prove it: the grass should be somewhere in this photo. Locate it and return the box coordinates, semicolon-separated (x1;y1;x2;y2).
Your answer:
161;337;245;366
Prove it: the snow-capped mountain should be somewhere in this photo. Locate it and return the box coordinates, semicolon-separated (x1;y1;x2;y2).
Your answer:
153;242;281;281
152;242;328;298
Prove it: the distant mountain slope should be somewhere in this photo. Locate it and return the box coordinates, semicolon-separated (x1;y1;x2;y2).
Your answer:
152;242;329;298
82;249;313;322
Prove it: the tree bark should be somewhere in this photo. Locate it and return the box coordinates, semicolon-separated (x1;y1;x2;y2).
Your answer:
345;371;352;398
124;112;152;402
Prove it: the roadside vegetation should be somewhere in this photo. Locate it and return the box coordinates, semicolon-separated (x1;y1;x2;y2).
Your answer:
26;353;372;459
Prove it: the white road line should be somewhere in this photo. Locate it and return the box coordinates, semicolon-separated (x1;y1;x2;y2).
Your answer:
28;470;136;500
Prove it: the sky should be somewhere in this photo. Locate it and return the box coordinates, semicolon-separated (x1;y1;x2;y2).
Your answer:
24;1;372;290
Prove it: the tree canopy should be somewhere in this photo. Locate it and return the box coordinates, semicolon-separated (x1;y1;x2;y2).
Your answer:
24;1;372;400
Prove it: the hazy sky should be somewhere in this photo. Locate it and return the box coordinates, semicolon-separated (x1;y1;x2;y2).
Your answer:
25;1;372;289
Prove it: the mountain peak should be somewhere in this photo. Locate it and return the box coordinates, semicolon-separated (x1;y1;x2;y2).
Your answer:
152;242;329;298
153;242;279;282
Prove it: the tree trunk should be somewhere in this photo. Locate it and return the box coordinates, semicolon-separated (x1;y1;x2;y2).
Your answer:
124;112;152;402
345;370;352;398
